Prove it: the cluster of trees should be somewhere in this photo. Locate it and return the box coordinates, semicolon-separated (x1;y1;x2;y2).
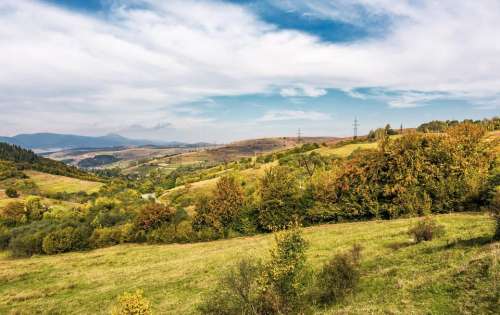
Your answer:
367;124;399;141
417;117;500;133
190;123;495;236
0;142;101;181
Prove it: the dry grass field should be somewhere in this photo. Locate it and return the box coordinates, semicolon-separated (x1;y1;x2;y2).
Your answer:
24;171;103;194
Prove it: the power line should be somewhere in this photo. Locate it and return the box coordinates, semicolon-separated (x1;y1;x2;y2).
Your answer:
353;117;360;139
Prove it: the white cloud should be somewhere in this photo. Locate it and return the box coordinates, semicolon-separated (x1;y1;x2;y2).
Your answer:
280;86;327;98
258;110;331;122
0;0;500;139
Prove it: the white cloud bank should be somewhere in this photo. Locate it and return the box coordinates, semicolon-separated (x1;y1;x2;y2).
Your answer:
0;0;500;138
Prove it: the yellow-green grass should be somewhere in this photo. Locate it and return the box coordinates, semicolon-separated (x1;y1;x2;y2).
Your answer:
0;194;83;210
314;142;378;157
0;213;497;314
25;171;103;194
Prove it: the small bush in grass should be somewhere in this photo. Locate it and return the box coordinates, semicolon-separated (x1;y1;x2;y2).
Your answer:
314;244;363;305
5;187;19;198
198;258;261;315
0;225;11;250
199;225;311;315
111;290;152;315
408;217;445;243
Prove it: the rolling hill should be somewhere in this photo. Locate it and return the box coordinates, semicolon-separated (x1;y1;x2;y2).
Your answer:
0;213;496;314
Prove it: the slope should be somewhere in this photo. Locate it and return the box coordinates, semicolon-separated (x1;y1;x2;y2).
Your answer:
0;213;497;314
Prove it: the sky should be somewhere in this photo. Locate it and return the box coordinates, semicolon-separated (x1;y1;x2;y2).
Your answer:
0;0;499;143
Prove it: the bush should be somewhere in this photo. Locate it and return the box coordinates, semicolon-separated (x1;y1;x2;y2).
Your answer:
135;202;175;231
25;196;48;221
314;244;362;304
42;226;85;254
8;220;58;256
146;224;176;244
0;225;12;250
257;227;310;314
111;290;152;315
408;217;445;243
89;226;123;248
257;166;303;231
5;187;19;198
198;226;310;315
0;201;26;225
9;230;46;257
198;258;261;315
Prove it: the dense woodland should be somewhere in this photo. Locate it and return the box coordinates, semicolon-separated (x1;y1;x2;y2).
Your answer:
0;120;499;258
0;143;100;181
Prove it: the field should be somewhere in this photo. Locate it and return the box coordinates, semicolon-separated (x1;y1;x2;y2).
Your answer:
0;213;497;314
314;142;378;157
24;171;103;194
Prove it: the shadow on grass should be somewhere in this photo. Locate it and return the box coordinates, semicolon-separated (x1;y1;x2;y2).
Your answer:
385;241;414;250
422;236;493;254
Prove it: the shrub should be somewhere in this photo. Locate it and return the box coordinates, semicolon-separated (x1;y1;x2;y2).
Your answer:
25;196;48;221
257;226;310;314
42;226;85;254
111;290;152;315
89;226;123;248
5;187;19;198
198;258;261;315
257;166;303;231
135;202;175;231
198;226;310;315
9;230;47;257
314;244;363;304
8;220;57;256
192;176;244;235
408;217;445;243
0;201;26;225
0;225;12;250
146;224;176;244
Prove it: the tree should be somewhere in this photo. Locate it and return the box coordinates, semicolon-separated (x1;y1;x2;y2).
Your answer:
135;202;175;231
192;176;244;234
257;166;303;231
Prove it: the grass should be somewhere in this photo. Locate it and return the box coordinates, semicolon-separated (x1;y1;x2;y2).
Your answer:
0;193;83;210
24;170;103;194
0;212;498;314
314;142;378;158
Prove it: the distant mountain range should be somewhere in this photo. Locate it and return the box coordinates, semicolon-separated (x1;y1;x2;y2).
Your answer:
0;133;195;151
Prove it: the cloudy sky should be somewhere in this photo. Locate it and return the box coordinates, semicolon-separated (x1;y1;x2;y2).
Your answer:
1;0;499;142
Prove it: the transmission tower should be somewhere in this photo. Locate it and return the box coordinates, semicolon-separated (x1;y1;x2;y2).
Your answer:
353;117;360;139
297;128;302;143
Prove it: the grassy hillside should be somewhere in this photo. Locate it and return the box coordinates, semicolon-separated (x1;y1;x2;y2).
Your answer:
0;213;497;314
24;170;103;194
313;142;378;157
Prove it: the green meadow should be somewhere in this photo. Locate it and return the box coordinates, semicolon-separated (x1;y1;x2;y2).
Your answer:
1;212;497;314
